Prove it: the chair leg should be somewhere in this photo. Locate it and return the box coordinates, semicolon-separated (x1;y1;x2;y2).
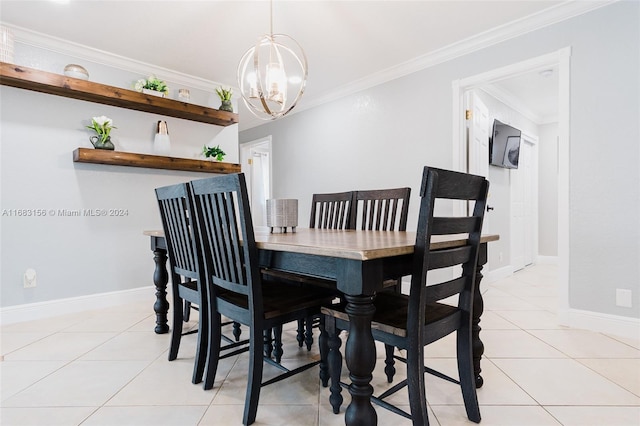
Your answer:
192;299;208;384
168;296;184;361
457;323;481;423
233;321;242;341
326;317;343;414
183;300;191;322
384;344;396;383
273;324;283;363
296;318;305;347
406;343;429;425
243;327;264;425
304;315;314;351
263;329;273;359
203;312;222;390
318;316;330;387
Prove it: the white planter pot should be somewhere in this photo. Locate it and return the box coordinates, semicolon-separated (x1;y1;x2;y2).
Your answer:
142;88;165;98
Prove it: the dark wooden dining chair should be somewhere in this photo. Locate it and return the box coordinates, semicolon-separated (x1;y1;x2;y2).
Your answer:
309;191;355;230
352;187;411;381
190;173;336;425
322;167;488;425
353;187;411;232
155;182;208;385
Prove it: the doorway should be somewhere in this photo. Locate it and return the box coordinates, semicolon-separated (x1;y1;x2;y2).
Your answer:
240;136;272;229
452;47;570;313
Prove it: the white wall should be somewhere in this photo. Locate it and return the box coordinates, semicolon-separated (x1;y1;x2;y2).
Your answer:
240;2;639;321
0;44;238;308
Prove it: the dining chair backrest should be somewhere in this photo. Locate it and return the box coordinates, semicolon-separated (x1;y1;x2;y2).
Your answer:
309;191;355;230
407;167;488;339
353;187;411;231
156;182;201;281
190;173;263;325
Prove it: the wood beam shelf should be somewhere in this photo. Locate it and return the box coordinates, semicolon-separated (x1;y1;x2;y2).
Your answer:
73;148;241;174
0;62;239;126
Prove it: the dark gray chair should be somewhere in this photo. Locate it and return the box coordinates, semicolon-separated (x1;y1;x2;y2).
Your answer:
322;167;488;425
353;187;411;232
155;182;248;385
353;187;411;381
155;182;209;385
309;191;355;230
191;173;336;425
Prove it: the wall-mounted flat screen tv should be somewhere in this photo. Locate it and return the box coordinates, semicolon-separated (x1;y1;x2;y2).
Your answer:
490;119;521;169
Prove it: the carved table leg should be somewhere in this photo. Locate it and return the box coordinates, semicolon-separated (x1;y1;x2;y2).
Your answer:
152;247;169;334
472;243;487;388
344;294;377;426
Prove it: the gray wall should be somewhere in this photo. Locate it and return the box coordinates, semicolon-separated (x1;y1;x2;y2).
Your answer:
1;45;238;308
241;2;639;319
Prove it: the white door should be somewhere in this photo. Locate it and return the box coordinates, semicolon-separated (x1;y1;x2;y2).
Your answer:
510;163;526;271
467;91;490;179
510;136;537;271
466;91;491;229
240;137;272;229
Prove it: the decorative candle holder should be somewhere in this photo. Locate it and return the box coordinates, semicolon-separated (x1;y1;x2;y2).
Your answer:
266;199;298;233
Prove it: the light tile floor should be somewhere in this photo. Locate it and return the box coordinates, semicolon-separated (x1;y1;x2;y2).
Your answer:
1;264;639;425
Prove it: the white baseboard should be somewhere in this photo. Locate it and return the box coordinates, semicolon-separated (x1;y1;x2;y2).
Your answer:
0;286;155;325
536;255;559;264
483;265;514;284
558;308;640;340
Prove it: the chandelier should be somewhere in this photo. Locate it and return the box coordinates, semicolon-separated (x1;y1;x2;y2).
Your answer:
237;0;308;120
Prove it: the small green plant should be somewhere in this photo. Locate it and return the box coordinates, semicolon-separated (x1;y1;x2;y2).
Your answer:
202;144;226;161
134;75;169;95
86;115;116;142
215;87;232;102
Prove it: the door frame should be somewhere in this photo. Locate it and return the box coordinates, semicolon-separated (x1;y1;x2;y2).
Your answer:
240;136;273;229
452;47;571;314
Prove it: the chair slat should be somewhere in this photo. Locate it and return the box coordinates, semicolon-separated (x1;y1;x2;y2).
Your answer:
431;217;480;235
425;277;467;303
427;245;473;270
213;275;250;295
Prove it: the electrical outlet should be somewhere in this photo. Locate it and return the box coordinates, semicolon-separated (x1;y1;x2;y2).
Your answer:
499;252;504;262
616;289;632;308
23;268;37;288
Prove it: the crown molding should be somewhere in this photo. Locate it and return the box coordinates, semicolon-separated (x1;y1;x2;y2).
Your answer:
2;23;230;93
286;0;613;124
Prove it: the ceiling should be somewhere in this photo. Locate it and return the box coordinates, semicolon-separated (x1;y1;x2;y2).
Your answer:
1;1;577;129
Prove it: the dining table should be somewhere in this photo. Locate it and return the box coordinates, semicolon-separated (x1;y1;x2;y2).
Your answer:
144;228;498;426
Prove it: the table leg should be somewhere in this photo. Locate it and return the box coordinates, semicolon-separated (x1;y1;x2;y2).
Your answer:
152;247;169;334
472;243;487;388
344;294;377;426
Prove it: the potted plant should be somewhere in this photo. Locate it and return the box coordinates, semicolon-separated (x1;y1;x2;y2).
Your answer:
215;87;233;112
86;115;116;150
202;144;226;161
135;75;169;97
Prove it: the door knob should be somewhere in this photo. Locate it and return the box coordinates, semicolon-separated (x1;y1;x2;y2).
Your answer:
487;205;494;212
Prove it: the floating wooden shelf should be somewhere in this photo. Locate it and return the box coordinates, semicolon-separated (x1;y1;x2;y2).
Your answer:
0;62;239;126
73;148;241;174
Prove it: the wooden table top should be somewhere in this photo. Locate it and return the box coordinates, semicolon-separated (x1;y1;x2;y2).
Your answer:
144;228;499;261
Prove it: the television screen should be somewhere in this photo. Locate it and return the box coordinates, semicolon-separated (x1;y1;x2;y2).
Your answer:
490;119;521;169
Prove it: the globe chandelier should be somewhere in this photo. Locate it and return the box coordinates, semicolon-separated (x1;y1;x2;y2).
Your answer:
237;0;308;120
